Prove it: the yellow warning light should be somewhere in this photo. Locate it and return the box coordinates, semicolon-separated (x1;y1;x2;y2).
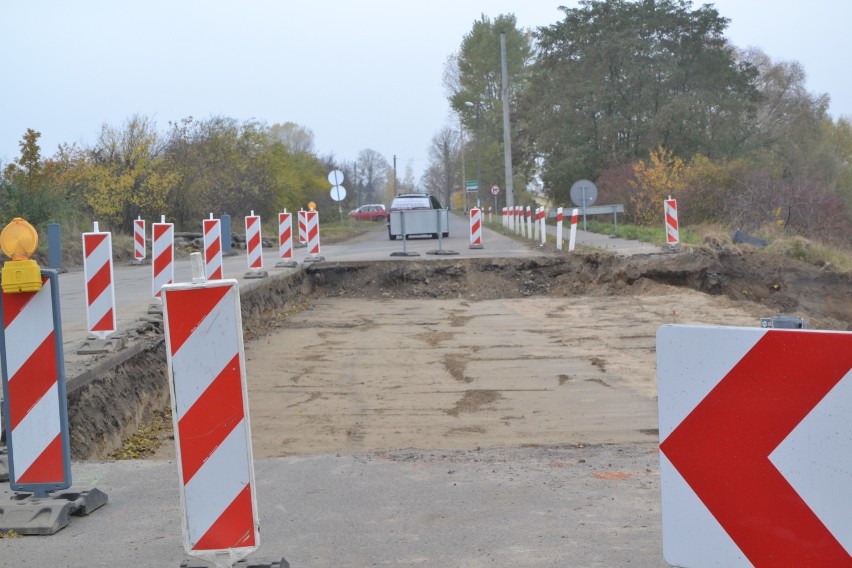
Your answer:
1;217;42;293
308;201;317;212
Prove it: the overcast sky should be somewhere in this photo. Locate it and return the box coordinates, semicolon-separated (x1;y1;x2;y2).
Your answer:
1;1;849;184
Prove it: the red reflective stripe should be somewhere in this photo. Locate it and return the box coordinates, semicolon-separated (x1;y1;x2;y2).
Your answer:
205;237;221;260
280;226;291;246
16;434;63;484
87;261;111;305
178;353;243;483
666;212;679;230
153;244;173;278
165;286;231;355
91;308;114;332
3;289;36;329
192;484;255;550
8;333;56;429
203;220;217;236
154;224;170;240
83;233;108;258
247;232;260;252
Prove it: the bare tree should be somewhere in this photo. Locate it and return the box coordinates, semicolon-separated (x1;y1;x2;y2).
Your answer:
356;148;390;204
269;122;316;155
422;126;459;206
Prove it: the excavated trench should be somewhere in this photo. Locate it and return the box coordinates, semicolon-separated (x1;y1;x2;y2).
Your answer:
63;249;851;460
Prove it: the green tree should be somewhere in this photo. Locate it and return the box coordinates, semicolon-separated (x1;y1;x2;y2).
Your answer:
523;0;759;202
446;13;534;205
2;129;62;227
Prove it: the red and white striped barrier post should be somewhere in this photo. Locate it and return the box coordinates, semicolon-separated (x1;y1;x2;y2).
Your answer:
162;275;259;565
569;208;579;252
276;210;297;268
203;214;223;281
516;206;523;234
556;207;564;250
539;207;547;246
82;222;116;339
502;207;508;229
533;207;540;242
297;209;308;247
665;197;679;247
133;216;146;262
469;208;483;249
245;211;262;270
303;210;325;262
1;272;72;495
152;216;174;300
525;206;532;240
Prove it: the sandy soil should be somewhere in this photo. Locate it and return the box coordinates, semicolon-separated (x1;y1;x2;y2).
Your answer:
152;285;766;460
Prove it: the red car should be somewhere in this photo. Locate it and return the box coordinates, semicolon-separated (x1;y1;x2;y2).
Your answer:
349;204;387;221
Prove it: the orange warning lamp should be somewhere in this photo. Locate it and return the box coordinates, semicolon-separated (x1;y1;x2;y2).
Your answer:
308;201;317;212
1;217;42;293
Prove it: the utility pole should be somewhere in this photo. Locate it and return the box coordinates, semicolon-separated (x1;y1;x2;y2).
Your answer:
393;154;397;195
500;31;515;209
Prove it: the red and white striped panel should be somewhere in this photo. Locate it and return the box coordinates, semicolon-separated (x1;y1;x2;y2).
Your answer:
278;212;293;260
298;210;307;244
245;214;263;270
2;276;70;488
556;207;564;250
665;198;680;245
306;211;320;255
502;207;508;228
82;231;116;335
152;222;174;299
162;281;259;562
203;218;223;281
469;208;482;247
569;208;579;252
515;206;522;234
134;218;146;261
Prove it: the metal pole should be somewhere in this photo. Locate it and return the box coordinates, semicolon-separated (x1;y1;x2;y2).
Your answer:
500;31;515;210
460;118;467;213
582;187;588;231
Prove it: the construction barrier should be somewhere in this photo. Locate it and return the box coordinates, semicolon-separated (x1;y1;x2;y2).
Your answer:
306;211;321;257
81;223;116;338
245;212;263;271
556;207;564;250
276;211;297;268
133;217;146;261
469;208;483;249
516;206;523;235
203;215;223;281
569;208;579;252
297;210;307;246
152;216;174;299
526;206;532;240
502;207;508;228
0;271;71;493
533;207;540;242
538;207;546;246
665;198;679;246
162;279;259;565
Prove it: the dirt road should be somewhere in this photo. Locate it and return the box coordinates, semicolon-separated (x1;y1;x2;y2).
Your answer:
153;283;766;460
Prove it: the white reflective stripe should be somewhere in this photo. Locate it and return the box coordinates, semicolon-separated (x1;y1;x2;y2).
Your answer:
171;292;240;419
183;418;251;546
11;383;60;479
5;283;53;379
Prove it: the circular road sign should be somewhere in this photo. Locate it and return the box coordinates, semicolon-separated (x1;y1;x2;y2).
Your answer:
570;179;598;208
491;185;500;196
328;169;344;186
330;186;347;202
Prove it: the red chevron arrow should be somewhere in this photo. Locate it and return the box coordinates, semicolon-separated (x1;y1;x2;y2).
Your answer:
660;330;852;566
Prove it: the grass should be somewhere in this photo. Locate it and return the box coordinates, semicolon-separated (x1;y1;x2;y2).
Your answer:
583;219;703;246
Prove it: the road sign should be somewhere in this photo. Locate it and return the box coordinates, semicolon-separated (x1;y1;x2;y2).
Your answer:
327;170;344;186
466;180;479;192
491;185;500;196
657;325;852;567
330;186;346;202
569;179;598;208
